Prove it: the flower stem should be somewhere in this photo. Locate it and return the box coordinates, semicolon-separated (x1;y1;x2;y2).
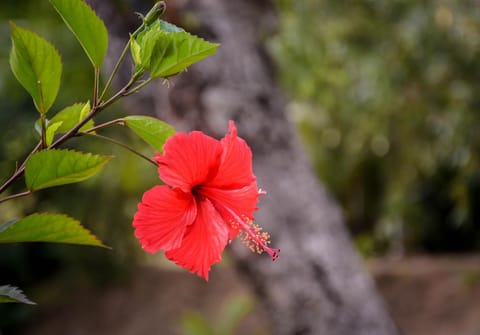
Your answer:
98;76;138;110
124;77;154;97
99;43;130;102
82;118;125;134
99;24;145;102
81;132;157;167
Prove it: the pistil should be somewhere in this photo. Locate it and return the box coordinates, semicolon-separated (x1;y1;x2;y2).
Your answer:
223;205;280;261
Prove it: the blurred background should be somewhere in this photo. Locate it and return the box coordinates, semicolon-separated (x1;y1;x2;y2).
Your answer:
273;0;480;255
1;0;480;334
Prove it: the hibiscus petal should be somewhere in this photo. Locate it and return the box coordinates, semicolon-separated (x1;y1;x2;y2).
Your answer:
155;131;222;192
228;225;241;241
133;186;196;252
165;198;228;280
207;121;255;189
200;182;260;223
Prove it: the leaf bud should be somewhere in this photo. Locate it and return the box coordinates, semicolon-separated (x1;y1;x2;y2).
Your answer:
144;1;167;26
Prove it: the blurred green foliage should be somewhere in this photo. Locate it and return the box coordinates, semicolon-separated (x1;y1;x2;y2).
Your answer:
271;0;480;254
181;294;267;335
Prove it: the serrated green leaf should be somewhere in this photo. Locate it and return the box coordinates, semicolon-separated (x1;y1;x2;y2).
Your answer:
149;32;219;78
131;21;218;78
130;27;163;71
124;116;175;152
9;22;62;114
130;21;173;71
131;20;185;70
49;0;108;67
0;213;107;248
0;285;36;305
158;20;185;33
49;102;94;134
25;149;112;191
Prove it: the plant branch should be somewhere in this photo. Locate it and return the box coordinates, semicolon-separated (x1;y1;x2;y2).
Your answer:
99;23;145;102
0;141;42;195
93;66;100;107
99;42;131;102
51;76;138;149
0;5;170;202
0;25;155;200
124;77;154;97
83;118;125;134
98;75;139;110
0;74;143;198
0;190;32;204
81;132;157;167
0;69;151;198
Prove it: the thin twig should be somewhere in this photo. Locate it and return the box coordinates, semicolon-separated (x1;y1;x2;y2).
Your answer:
124;77;154;97
0;141;42;195
0;190;32;204
93;67;100;107
99;23;145;102
98;76;138;110
99;43;130;102
83;118;125;134
81;132;157;167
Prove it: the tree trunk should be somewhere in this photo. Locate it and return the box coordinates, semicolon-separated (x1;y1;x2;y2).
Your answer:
94;0;400;334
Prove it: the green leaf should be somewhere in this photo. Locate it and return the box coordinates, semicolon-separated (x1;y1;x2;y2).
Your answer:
49;102;94;134
9;22;62;114
130;36;143;69
124;116;175;152
45;121;63;146
49;0;108;67
149;32;219;78
0;219;17;233
25;149;112;191
130;21;166;71
158;20;185;33
0;285;36;305
131;21;219;78
0;213;107;248
130;27;162;71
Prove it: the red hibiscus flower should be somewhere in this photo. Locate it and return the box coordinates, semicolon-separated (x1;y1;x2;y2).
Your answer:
133;121;279;280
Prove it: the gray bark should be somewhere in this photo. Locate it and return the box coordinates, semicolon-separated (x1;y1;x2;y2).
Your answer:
94;0;400;334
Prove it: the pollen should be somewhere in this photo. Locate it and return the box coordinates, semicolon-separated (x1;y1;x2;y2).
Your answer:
223;206;280;261
232;215;279;261
240;220;270;254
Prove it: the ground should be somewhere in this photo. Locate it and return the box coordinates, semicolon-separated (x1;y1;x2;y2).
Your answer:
21;255;480;335
370;255;480;335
